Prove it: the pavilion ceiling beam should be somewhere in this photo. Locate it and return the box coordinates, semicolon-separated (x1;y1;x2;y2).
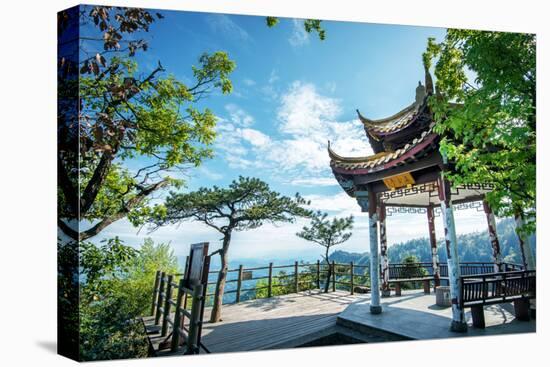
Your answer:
351;152;442;186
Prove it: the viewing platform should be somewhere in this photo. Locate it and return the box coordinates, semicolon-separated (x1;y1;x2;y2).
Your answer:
338;290;535;340
143;287;535;356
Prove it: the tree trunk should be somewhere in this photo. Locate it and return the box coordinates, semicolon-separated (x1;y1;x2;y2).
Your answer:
514;209;536;271
210;231;231;323
323;248;331;293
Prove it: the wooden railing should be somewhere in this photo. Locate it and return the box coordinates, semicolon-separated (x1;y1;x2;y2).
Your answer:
185;261;527;305
460;270;536;307
388;262;524;279
388;262;434;279
332;262;370;293
202;261;371;304
150;271;206;355
460;269;535;328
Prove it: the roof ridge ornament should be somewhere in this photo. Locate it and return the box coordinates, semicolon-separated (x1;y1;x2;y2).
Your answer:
415;81;426;107
424;64;434;95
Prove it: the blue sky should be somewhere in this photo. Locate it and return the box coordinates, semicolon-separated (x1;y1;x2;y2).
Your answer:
85;8;495;262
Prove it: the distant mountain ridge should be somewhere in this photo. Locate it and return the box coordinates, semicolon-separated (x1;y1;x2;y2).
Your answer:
329;218;535;266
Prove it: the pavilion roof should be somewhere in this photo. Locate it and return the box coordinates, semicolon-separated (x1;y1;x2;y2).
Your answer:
329;123;437;172
357;101;420;136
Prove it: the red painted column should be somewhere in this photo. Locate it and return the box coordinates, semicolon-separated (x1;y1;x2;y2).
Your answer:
379;203;390;297
427;206;441;289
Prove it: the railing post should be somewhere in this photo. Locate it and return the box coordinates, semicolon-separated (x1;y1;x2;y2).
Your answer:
316;260;321;289
183;255;190;276
268;262;273;298
171;278;185;352
236;265;243;303
294;261;299;293
187;284;204;355
332;261;336;292
155;271;166;325
350;262;354;295
151;270;161;316
161;274;174;336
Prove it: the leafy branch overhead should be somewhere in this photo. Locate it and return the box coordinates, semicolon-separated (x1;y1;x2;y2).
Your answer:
423;30;536;232
57;6;236;240
266;16;326;40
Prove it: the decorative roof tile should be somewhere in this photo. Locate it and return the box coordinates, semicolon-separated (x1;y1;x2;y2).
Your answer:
328;123;436;172
357;103;419;135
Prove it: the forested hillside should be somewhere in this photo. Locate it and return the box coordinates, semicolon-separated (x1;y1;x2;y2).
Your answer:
329;218;535;266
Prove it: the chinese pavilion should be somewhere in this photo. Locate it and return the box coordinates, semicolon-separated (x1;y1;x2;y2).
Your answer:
328;66;535;332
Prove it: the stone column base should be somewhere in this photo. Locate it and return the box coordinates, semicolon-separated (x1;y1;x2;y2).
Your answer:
449;320;468;332
370;305;382;314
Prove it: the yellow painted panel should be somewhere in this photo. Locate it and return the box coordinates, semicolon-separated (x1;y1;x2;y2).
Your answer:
383;172;415;190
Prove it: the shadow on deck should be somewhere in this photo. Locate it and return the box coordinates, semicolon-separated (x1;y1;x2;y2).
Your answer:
337;290;536;340
146;289;536;357
201;290;367;353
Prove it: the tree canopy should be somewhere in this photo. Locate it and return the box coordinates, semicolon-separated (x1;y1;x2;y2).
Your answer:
156;176;311;232
78;237;179;360
57;6;236;240
266;16;326;40
297;211;354;259
152;176;311;322
296;211;353;292
423;30;536;232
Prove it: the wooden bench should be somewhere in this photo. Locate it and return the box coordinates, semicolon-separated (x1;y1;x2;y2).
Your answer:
387;263;435;296
390;278;433;296
460;270;536;328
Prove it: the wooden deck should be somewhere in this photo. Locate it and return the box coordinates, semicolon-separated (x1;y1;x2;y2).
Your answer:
143;288;536;357
338;290;536;340
200;290;365;353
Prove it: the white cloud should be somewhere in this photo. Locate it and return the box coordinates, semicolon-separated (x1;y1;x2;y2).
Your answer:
225;103;254;127
325;81;337;94
277;81;340;135
289;177;339;187
260;70;280;101
241;128;271;147
289;19;310;47
268;69;279;84
265;81;372;178
304;192;363;216
205;14;251;42
214;117;270;169
261;85;278;100
198;166;223;181
243;78;256;86
216;81;372;180
95;205;495;262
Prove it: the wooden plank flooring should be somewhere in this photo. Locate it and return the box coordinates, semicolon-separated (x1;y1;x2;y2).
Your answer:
200;290;364;353
144;290;364;356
